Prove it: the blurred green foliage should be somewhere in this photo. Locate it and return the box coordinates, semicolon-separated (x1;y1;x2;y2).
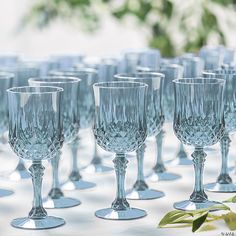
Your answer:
23;0;236;56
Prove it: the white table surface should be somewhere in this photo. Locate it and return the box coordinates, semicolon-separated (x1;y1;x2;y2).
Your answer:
0;124;235;236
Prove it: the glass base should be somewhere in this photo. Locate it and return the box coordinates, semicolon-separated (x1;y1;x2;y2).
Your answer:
146;171;181;182
95;207;147;220
126;188;165;200
0;188;14;197
81;164;113;174
8;169;31;181
174;199;222;211
168;157;192;166
43;196;81;209
11;216;65;230
205;182;236;193
61;179;96;191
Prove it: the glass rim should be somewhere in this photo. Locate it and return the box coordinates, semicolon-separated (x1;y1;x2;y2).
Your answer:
0;71;14;79
173;78;225;85
7;86;64;94
93;81;148;89
28;76;81;84
114;72;165;79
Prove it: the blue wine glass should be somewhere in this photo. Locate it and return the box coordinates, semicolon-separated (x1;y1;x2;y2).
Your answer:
179;56;204;78
173;78;225;210
199;45;224;70
0;72;14;197
7;86;65;229
50;54;84;70
50;69;98;189
162;64;191;166
173;56;205;165
117;50;141;74
139;49;161;71
93;81;148;219
115;72;165;200
205;69;236;192
29;76;81;208
82;62;118;173
8;63;40;181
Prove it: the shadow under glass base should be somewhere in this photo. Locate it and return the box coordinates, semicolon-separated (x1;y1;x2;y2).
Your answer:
168;157;192;166
11;216;65;230
146;171;181;182
0;188;14;197
81;164;113;174
205;182;236;193
43;196;81;209
8;169;31;181
61;179;96;191
95;207;147;220
174;199;222;211
126;188;165;200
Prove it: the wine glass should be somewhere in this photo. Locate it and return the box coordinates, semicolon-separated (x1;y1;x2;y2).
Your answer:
29;76;81;208
7;86;65;229
50;54;84;70
139;49;161;70
172;56;205;165
93;81;148;219
205;69;236;192
50;69;98;188
158;64;191;166
82;62;118;173
8;63;40;181
179;56;204;78
115;72;165;199
0;72;14;197
199;45;224;70
173;78;225;210
137;64;184;174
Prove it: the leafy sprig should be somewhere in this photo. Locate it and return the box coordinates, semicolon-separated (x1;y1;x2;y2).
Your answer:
158;204;236;232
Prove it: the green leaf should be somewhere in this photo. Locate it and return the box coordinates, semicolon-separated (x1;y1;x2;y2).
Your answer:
223;212;236;230
198;224;218;232
192;212;208;232
158;210;192;227
223;195;236;203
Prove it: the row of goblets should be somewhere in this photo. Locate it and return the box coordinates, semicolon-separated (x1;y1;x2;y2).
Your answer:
0;45;235;230
2;45;236;182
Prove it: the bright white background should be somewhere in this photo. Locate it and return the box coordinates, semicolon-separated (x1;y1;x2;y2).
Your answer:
1;0;236;59
0;0;147;58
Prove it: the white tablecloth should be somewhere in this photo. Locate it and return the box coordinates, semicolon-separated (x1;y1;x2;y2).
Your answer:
0;124;235;236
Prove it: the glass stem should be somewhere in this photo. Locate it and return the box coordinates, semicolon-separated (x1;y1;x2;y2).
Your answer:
48;151;64;199
190;147;208;202
217;133;232;184
111;153;129;211
177;142;188;159
69;140;82;181
153;129;166;173
28;161;47;219
133;143;148;191
15;159;27;171
91;142;102;165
